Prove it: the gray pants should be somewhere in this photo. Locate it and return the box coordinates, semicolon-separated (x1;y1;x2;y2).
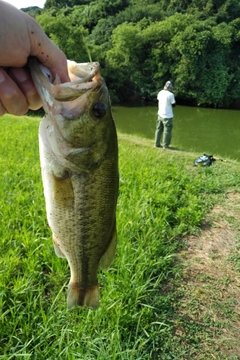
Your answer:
154;115;173;148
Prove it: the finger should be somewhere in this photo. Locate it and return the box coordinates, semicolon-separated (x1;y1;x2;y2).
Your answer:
38;43;70;83
29;25;70;83
0;68;29;115
9;67;42;110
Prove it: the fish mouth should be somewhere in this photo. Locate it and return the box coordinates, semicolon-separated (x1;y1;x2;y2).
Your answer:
29;57;107;124
29;57;101;103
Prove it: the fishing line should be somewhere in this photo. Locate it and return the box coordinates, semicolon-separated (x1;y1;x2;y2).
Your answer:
80;31;93;63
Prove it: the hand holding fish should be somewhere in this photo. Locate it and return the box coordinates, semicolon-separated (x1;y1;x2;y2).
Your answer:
0;0;69;116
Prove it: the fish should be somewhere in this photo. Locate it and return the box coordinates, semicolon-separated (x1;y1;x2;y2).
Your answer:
29;58;119;310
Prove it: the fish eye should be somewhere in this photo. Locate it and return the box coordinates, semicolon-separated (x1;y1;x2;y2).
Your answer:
92;102;107;119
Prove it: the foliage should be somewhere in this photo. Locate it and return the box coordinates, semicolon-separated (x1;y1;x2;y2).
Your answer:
36;10;92;62
21;6;42;17
27;0;240;107
170;19;234;107
44;0;91;9
105;14;191;101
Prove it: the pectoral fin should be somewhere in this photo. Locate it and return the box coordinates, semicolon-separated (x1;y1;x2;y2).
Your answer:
52;234;66;258
52;172;74;208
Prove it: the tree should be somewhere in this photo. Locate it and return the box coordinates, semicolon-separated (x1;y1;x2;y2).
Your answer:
170;19;233;107
34;0;240;107
44;0;91;9
36;11;91;62
21;6;42;17
105;22;143;102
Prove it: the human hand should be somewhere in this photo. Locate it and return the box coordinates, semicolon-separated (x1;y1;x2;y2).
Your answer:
0;1;70;116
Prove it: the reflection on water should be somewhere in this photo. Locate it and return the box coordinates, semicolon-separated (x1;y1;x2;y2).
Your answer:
112;105;240;161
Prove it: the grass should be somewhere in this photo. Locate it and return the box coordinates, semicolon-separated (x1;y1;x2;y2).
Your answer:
0;114;240;359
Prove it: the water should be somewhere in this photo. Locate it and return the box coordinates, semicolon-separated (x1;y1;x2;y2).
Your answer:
112;105;240;161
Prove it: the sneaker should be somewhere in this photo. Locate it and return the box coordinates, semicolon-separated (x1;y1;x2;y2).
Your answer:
154;145;161;148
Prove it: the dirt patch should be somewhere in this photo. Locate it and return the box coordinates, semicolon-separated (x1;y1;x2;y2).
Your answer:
177;192;240;358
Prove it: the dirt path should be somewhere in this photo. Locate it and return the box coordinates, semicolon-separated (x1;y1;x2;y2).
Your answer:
178;192;240;358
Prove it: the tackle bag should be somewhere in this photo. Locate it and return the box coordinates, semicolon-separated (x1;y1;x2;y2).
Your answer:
194;154;215;167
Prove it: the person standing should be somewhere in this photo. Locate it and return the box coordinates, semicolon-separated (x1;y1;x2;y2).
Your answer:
154;80;176;149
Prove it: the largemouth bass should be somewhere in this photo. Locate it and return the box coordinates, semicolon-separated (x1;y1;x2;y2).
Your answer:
29;58;119;309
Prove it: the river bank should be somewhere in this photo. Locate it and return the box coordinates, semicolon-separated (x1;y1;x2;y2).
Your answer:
113;105;240;162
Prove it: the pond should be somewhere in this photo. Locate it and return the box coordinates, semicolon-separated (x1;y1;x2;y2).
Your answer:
112;105;240;161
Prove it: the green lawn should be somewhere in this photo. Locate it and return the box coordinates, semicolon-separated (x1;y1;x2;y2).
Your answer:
0;115;240;359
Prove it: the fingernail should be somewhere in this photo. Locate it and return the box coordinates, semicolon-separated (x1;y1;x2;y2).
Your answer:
0;70;6;83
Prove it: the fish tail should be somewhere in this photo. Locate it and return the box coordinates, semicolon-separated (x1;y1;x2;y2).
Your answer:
67;283;99;310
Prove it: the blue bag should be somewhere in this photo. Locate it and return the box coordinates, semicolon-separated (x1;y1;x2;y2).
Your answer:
194;154;215;167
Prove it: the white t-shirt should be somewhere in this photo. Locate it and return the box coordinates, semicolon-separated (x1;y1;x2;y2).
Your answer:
157;90;175;118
